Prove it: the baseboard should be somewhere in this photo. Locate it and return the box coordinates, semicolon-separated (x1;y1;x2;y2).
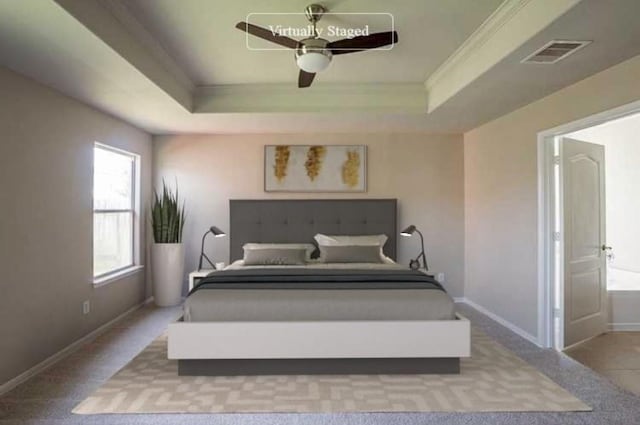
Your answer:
608;322;640;331
0;296;153;396
457;297;541;346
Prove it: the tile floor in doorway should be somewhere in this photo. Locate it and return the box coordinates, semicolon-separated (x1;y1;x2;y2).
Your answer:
565;332;640;396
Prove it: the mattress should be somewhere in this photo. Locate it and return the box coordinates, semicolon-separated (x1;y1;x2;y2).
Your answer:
184;262;455;322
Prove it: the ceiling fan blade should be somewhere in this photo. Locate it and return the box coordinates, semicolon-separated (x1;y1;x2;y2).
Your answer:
298;70;316;88
328;31;398;55
235;22;299;49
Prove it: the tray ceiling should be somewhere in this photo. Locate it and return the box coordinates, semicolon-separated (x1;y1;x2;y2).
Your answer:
0;0;639;133
119;0;504;85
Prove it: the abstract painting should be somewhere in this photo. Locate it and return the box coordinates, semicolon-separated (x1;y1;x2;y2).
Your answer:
265;145;367;192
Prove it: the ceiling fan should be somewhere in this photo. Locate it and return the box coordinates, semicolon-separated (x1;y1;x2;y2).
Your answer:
235;4;398;88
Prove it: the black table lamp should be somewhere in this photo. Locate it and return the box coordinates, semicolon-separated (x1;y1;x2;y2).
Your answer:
400;225;428;271
198;226;226;270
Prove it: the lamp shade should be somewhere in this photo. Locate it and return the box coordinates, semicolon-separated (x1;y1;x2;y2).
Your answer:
210;226;226;237
296;52;331;73
199;225;226;270
400;225;416;236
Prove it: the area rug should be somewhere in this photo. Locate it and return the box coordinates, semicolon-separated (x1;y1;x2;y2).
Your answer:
73;329;590;414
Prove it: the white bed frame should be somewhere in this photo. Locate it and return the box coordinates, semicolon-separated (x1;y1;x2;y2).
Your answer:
168;199;471;375
169;316;470;359
168;315;470;375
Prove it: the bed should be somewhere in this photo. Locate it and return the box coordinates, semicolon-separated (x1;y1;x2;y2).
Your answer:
168;199;470;375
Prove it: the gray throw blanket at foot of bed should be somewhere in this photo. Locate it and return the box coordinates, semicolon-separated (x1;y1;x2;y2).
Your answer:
189;268;444;294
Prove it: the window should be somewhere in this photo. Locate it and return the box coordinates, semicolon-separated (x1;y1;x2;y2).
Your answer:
93;144;138;280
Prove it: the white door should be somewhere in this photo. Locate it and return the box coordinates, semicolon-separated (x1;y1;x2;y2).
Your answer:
562;137;608;348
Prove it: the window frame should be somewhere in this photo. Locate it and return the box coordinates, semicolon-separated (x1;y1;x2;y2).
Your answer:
92;142;141;283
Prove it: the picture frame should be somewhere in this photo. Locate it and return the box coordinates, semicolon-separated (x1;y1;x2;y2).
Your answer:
264;145;367;192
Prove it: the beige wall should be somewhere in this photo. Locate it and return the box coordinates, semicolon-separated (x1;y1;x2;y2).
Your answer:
464;54;640;339
153;133;465;297
0;66;152;385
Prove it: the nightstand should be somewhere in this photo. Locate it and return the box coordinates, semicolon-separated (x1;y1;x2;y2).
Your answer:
421;269;435;278
417;268;443;282
188;269;215;291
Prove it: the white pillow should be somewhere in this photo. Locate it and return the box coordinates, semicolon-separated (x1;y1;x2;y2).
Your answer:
243;243;316;261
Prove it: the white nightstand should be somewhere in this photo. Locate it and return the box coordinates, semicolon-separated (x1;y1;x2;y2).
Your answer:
417;268;443;282
188;269;216;291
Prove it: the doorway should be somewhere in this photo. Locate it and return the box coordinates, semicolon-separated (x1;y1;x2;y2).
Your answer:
538;101;640;351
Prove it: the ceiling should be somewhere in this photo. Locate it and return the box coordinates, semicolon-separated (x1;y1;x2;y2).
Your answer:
119;0;503;85
0;0;639;134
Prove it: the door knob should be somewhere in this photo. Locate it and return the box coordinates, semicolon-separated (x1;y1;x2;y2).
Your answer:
602;245;613;251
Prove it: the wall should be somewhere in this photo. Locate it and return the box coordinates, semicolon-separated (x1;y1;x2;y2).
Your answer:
464;54;640;340
153;133;465;297
569;114;640;328
0;66;152;385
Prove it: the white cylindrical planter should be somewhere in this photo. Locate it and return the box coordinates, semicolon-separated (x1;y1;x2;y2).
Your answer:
152;243;185;307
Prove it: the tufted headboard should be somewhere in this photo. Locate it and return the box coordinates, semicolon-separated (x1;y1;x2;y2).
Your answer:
229;199;397;262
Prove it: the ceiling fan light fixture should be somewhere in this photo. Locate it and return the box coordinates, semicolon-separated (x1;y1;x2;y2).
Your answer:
295;38;332;73
235;4;398;88
296;51;331;73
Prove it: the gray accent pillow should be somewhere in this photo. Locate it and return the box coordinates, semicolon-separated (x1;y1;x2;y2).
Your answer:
319;245;383;263
314;234;388;247
314;234;388;261
243;247;307;265
243;243;316;261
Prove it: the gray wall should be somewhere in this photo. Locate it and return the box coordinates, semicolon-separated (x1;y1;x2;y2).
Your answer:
464;54;640;340
0;66;152;385
153;133;465;297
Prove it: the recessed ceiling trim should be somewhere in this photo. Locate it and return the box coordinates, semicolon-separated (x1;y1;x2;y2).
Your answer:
425;0;533;89
194;83;427;114
98;0;194;90
424;0;583;113
53;0;193;111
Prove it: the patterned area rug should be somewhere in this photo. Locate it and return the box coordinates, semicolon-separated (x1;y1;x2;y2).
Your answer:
73;329;590;414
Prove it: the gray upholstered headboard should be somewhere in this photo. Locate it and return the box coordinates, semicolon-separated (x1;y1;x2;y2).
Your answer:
229;199;397;262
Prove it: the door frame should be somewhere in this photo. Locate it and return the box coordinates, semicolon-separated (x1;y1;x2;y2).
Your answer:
537;99;640;349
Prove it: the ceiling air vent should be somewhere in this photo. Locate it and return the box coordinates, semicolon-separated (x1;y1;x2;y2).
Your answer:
521;40;591;64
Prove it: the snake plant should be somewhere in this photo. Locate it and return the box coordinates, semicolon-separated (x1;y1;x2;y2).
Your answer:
151;180;186;243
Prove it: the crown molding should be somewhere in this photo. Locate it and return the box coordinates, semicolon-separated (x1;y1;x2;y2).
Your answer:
194;83;427;114
54;0;193;111
424;0;583;113
98;0;194;91
425;0;533;90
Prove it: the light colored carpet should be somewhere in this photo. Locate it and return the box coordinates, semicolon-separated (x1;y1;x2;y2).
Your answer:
73;329;590;414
